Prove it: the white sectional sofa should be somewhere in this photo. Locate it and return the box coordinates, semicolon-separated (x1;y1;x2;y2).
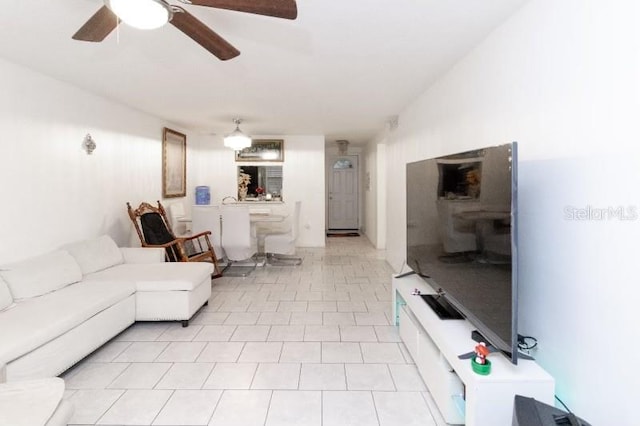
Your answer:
0;368;74;426
0;235;213;382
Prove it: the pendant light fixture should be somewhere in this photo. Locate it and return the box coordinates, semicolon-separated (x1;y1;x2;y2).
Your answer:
336;139;349;155
224;118;252;151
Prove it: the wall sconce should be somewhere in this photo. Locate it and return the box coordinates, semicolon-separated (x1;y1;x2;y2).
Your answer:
83;133;96;155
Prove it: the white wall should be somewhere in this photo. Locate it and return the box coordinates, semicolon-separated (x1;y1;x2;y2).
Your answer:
375;142;386;250
364;142;378;244
382;0;639;424
191;134;326;247
0;58;196;263
0;57;325;262
364;131;388;249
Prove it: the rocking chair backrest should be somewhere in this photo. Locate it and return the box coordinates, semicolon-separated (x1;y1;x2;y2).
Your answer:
140;212;174;245
127;201;181;262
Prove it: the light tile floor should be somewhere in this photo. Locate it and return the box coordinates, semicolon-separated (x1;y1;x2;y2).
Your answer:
62;236;445;426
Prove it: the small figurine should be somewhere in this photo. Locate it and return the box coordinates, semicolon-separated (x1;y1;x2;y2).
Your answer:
411;288;421;296
474;342;490;365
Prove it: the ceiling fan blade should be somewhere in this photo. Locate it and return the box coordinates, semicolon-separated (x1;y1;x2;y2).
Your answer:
72;6;118;42
186;0;297;20
170;9;240;60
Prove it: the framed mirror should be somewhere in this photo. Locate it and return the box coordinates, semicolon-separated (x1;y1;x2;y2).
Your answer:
236;139;284;162
238;166;283;200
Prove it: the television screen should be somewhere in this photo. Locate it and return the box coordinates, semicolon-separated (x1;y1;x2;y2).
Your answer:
406;142;518;363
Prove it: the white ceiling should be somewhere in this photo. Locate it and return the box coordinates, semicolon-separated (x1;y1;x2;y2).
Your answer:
0;0;527;144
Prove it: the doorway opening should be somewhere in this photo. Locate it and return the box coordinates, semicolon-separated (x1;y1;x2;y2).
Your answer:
327;155;359;232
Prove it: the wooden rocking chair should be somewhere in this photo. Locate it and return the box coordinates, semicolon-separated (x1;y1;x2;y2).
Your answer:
127;201;222;278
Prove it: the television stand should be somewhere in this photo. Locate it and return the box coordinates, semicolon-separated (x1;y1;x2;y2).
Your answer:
392;274;554;425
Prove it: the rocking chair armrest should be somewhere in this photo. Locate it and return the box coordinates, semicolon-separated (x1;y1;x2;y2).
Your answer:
142;240;184;249
187;231;212;240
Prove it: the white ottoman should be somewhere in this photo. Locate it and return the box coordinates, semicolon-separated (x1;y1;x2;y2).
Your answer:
86;262;213;327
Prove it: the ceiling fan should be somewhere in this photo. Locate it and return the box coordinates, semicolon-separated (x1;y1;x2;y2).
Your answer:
72;0;298;61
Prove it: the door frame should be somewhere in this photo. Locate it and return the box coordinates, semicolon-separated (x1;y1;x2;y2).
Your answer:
326;154;360;231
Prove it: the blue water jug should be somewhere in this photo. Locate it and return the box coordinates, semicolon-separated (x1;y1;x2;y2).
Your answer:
195;186;210;205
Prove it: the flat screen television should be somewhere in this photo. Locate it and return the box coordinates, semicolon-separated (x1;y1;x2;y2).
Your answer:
406;142;519;363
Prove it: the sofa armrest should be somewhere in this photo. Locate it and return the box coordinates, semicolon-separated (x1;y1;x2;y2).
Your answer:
120;247;165;264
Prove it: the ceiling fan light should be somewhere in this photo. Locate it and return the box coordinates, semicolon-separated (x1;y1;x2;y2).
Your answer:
107;0;171;30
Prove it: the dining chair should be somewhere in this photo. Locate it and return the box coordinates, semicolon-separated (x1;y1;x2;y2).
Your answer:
191;205;225;261
220;206;258;276
168;201;190;236
263;201;302;265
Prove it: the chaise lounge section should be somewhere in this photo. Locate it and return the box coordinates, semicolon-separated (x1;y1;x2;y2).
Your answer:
0;235;212;382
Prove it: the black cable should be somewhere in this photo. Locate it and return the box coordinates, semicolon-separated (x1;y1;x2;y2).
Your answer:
555;395;571;413
517;335;538;351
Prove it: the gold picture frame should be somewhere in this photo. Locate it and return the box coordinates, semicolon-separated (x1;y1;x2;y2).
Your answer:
235;139;284;162
162;127;187;198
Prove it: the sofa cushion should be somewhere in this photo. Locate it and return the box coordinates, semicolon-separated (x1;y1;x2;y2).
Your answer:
86;262;213;292
0;251;82;300
63;235;124;275
120;247;165;264
0;276;13;312
0;280;135;364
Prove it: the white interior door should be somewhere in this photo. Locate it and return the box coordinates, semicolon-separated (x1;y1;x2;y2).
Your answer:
328;156;359;229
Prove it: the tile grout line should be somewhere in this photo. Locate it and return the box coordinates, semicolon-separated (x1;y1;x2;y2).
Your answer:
92;388;127;426
148;388;175;426
205;388;225;425
262;389;274;426
199;361;217;390
385;363;399;392
370;391;384;426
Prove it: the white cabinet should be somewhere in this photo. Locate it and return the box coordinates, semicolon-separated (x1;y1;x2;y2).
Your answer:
398;304;419;357
399;303;464;424
392;275;554;426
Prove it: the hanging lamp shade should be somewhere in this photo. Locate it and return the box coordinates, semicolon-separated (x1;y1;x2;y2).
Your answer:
224;118;252;150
